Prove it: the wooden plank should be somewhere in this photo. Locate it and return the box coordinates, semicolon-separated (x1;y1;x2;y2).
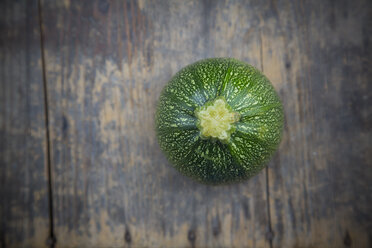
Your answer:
40;0;273;247
260;0;372;247
0;1;50;247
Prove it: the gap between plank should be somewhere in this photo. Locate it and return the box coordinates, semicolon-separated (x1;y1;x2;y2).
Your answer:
37;1;56;247
259;29;274;248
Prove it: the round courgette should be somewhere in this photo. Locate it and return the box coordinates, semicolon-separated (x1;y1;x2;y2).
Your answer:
155;58;283;184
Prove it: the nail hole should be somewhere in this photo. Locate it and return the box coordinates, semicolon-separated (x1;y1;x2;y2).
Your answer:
266;229;275;241
62;115;68;135
125;229;132;244
285;61;291;69
212;216;221;237
188;229;196;243
46;236;57;247
212;225;220;237
343;230;352;247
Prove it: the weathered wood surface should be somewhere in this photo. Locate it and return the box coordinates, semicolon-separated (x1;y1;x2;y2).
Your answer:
260;1;372;247
1;0;371;247
40;0;270;247
0;1;50;247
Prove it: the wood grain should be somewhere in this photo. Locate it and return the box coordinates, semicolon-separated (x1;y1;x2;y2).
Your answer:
40;0;273;247
259;1;372;247
1;0;370;247
0;1;50;247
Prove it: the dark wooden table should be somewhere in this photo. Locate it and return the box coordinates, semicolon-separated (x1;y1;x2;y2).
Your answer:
1;0;371;247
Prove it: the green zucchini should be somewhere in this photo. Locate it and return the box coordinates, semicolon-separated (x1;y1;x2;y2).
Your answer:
155;58;283;184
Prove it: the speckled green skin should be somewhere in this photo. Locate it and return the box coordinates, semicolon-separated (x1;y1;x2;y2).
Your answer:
155;58;284;184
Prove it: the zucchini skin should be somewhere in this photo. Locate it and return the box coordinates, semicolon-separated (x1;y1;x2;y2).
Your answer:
156;58;284;184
